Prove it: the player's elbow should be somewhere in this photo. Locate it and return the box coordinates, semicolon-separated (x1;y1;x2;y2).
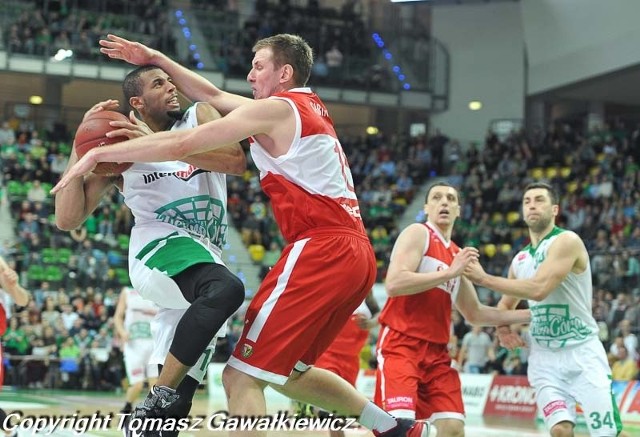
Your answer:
529;287;551;302
384;280;403;297
55;215;80;232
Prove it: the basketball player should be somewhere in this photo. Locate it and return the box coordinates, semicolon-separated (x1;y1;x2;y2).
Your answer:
54;33;432;437
114;286;159;414
54;66;246;435
0;256;30;436
375;181;531;437
464;182;625;437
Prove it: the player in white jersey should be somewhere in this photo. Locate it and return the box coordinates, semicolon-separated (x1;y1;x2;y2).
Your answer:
0;256;30;437
54;65;246;436
464;182;626;437
114;286;159;413
55;34;433;437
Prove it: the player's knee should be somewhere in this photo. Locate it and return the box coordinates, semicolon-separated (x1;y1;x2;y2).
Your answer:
222;365;265;397
550;421;574;437
202;272;245;317
433;418;463;437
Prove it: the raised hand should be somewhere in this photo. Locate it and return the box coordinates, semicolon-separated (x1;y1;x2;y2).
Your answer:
99;34;157;66
106;110;154;140
448;247;480;277
50;151;98;194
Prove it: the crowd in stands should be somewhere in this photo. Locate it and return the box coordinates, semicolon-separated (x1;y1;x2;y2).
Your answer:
3;0;429;92
3;0;176;61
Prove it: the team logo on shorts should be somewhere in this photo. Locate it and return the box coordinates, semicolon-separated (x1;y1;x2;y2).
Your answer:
242;344;253;358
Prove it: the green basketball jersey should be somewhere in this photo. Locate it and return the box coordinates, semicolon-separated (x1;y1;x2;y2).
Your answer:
511;227;598;350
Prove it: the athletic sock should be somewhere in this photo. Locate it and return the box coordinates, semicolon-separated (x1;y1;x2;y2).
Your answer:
358;401;398;433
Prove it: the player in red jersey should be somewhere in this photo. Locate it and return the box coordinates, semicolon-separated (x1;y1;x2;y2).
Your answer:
0;256;30;436
375;182;531;437
53;34;431;437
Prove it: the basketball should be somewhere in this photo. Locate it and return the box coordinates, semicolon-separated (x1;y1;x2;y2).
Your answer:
73;110;133;176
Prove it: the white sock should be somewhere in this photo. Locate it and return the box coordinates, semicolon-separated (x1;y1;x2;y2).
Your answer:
358;401;398;433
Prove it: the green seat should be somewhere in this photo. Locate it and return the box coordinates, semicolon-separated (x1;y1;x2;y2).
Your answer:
59;143;72;154
41;248;56;264
115;267;130;286
41;182;53;196
7;180;22;197
57;248;72;264
27;264;45;284
44;265;63;284
118;234;130;251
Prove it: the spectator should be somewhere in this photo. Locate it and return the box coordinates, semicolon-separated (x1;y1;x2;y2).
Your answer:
459;325;495;373
611;345;639;381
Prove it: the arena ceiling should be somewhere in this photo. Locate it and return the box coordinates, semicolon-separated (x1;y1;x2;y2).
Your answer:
533;64;640;107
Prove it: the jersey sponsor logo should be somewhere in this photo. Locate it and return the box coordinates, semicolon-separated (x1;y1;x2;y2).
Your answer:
530;304;592;347
142;165;208;184
436;265;458;295
340;203;361;218
385;396;414;410
543;400;567;417
155;195;227;246
517;252;527;261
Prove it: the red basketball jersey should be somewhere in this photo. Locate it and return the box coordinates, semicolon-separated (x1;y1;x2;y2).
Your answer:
379;222;461;344
0;292;7;336
249;88;365;243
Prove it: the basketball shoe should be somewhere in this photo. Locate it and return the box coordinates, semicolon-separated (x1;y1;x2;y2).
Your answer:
374;418;432;437
122;385;179;437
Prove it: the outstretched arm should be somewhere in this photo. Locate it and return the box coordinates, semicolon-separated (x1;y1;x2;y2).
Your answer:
464;232;584;302
52;98;289;193
455;276;530;326
99;34;251;115
180;102;246;175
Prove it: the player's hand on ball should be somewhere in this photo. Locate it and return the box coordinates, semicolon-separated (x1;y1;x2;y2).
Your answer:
82;99;120;122
99;34;156;65
51;152;98;193
106;111;154;139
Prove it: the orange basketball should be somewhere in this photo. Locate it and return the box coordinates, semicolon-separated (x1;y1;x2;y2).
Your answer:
74;110;133;176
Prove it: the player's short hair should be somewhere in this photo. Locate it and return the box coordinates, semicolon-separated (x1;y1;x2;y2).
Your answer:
123;65;162;102
253;34;313;87
425;181;460;203
524;181;559;205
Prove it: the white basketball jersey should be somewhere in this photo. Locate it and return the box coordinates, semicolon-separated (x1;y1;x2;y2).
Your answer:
511;227;598;350
122;103;228;260
123;287;157;340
